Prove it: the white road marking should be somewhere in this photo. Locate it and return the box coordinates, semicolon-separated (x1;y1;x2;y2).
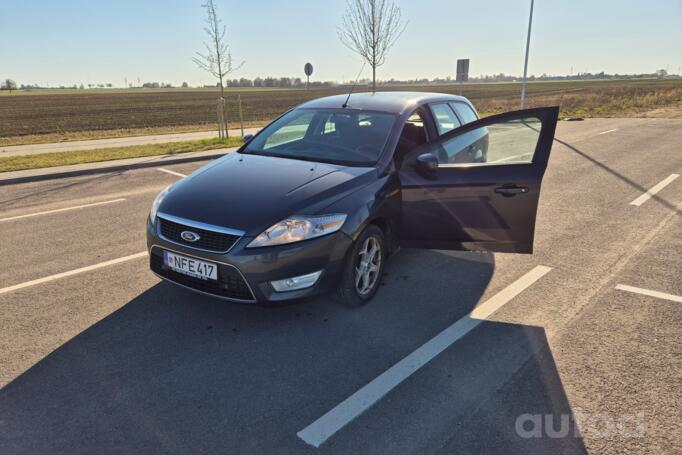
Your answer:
629;174;679;206
497;153;533;163
615;284;682;303
0;252;147;296
157;167;186;178
468;266;553;319
596;128;618;136
0;198;126;223
297;265;552;447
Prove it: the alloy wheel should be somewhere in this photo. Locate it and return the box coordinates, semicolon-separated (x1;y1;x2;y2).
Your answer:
354;236;382;296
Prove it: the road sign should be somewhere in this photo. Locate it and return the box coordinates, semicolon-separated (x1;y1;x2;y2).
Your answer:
304;63;313;89
456;59;470;82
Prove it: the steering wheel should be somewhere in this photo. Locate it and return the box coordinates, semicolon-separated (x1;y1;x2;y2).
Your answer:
300;139;348;154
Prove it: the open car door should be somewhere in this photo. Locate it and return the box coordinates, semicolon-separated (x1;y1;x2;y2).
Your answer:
398;106;559;253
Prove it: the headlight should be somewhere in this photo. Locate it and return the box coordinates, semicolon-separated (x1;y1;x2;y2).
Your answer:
150;185;171;225
247;214;347;248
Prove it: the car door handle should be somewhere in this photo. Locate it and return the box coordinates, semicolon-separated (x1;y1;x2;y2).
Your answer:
495;186;529;196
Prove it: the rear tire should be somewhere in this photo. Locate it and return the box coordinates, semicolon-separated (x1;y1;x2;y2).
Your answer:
335;225;386;307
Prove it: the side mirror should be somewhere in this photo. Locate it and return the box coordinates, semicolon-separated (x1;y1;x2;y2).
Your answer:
243;134;254;143
416;153;439;177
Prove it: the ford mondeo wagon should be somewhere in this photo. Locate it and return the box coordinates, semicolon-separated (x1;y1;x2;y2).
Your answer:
147;92;558;306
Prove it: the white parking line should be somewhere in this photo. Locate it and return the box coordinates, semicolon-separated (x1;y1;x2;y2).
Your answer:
0;198;126;223
596;128;618;136
629;174;679;206
0;252;147;296
297;265;552;447
498;153;533;163
157;168;186;178
615;284;682;303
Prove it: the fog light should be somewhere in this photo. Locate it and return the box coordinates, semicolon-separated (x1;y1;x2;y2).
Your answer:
270;271;322;292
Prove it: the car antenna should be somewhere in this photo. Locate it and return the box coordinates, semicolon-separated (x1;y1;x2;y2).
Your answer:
342;62;366;108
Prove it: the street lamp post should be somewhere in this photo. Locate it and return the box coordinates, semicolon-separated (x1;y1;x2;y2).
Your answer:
520;0;535;109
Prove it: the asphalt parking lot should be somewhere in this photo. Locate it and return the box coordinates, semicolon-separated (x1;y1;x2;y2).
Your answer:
0;118;680;454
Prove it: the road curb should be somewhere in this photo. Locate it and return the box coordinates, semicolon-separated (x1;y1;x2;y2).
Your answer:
0;150;230;186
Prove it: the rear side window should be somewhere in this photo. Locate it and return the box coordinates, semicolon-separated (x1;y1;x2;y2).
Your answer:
430;103;461;135
450;102;478;124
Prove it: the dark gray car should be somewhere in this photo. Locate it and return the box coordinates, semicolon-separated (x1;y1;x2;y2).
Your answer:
147;91;558;305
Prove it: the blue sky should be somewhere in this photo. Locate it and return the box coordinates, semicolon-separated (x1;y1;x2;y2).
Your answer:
1;0;680;86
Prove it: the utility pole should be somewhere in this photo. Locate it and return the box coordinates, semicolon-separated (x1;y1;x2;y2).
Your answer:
520;0;535;109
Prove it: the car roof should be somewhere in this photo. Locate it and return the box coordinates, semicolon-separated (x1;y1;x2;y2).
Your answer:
298;91;472;116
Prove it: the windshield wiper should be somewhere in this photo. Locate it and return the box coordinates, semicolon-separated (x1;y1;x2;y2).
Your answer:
241;149;371;167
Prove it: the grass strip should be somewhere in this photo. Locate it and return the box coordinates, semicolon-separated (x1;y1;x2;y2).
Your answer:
0;137;243;173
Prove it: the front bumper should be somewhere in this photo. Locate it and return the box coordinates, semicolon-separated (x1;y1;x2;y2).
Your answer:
146;217;352;303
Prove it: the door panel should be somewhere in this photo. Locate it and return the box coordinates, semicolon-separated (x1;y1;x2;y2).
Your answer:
399;107;559;253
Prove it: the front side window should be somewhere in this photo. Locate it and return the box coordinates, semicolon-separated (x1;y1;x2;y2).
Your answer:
430;103;461;135
436;117;541;166
244;108;396;166
394;111;429;168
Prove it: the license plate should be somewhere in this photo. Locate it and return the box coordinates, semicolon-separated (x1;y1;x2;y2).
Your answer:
163;251;218;281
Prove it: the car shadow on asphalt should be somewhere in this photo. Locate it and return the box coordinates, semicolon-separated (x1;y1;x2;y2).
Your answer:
0;168;129;208
0;249;585;454
554;137;680;215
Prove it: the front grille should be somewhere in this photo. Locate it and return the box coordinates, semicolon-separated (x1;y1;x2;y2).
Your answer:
158;217;240;252
151;252;255;301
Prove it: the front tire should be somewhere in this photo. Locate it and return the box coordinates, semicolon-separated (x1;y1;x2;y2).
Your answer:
336;225;386;307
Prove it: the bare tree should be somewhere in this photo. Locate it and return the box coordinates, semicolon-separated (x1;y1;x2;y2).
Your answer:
338;0;406;91
193;0;244;137
2;79;17;93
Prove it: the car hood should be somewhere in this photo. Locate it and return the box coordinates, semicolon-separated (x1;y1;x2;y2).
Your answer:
159;153;376;236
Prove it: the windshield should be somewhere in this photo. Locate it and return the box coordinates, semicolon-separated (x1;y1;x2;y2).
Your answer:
242;108;396;166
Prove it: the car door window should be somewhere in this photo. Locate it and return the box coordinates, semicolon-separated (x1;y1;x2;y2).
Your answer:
430;103;461;135
394;112;428;168
449;102;478;124
436;117;542;166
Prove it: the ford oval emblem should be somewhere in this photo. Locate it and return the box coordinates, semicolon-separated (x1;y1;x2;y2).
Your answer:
180;231;201;242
